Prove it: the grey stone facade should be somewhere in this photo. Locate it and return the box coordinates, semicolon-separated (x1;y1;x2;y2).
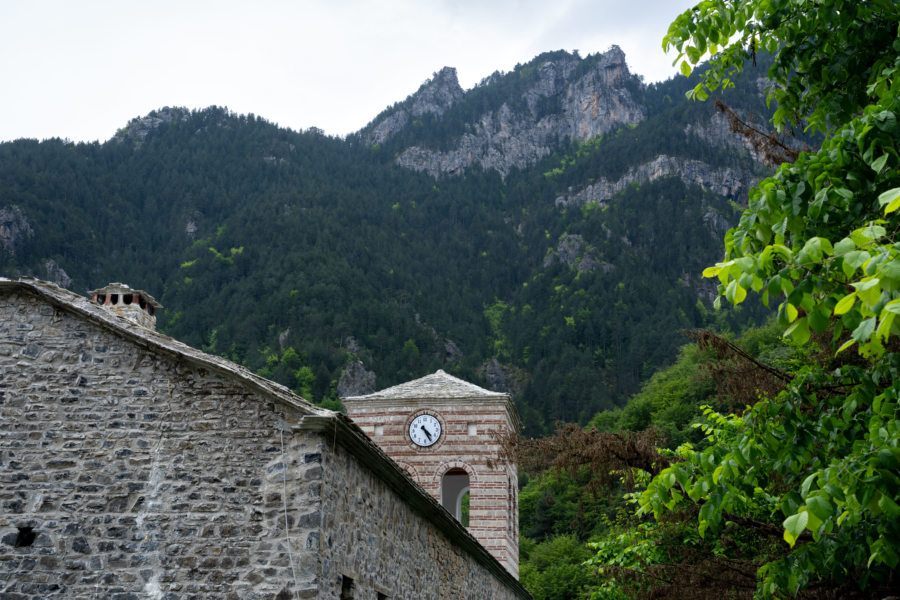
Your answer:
0;278;530;600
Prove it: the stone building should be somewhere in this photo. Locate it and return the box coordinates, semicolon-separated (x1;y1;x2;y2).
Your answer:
343;372;520;577
0;277;530;600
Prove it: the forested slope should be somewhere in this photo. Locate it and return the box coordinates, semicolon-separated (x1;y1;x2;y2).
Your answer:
0;50;775;433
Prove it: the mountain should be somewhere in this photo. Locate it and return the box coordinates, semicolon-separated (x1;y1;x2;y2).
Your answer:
360;48;645;178
0;49;777;433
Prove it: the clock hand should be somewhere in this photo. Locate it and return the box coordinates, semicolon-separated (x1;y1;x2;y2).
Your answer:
420;425;433;441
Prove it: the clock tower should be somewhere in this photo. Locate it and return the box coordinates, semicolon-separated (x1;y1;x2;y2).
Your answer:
342;370;521;577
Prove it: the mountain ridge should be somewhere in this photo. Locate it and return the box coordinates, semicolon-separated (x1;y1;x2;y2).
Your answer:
0;48;776;433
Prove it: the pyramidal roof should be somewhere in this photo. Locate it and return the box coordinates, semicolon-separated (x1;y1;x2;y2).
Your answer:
343;369;508;401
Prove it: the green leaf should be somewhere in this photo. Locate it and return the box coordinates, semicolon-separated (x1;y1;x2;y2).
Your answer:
661;471;676;490
833;293;857;315
800;473;817;498
877;448;900;470
834;237;856;254
884;299;900;315
852;317;877;342
853;278;882;306
879;258;900;280
843;251;871;275
871;153;889;172
876;312;895;340
806;496;833;522
785;303;799;323
783;512;808;547
725;280;747;304
877;495;900;519
784;317;810;344
878;187;900;214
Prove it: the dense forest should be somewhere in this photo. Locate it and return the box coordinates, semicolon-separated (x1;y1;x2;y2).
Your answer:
0;49;772;435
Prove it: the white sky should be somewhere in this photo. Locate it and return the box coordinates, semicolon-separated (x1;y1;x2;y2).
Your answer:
0;0;698;143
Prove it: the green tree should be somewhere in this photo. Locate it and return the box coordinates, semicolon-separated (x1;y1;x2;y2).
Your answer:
519;534;595;600
630;1;900;597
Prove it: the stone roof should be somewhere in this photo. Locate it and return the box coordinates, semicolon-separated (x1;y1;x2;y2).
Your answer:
343;369;509;402
0;276;321;416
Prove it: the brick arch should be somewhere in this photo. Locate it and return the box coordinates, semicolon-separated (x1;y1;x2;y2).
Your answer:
429;460;479;487
395;461;420;481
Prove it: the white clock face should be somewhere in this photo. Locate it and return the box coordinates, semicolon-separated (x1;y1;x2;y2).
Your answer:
409;414;442;447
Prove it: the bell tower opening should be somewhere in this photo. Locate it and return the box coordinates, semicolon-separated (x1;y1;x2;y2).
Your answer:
440;468;470;525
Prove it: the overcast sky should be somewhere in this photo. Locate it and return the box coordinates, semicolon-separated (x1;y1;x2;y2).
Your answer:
0;0;698;143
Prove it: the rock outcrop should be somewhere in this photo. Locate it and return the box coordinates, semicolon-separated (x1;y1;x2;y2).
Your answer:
0;205;34;256
476;358;529;396
543;234;610;273
42;259;72;289
554;154;759;208
365;67;465;146
114;107;189;145
337;359;377;398
371;48;645;178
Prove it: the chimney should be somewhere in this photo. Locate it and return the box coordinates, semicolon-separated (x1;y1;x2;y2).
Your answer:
88;282;162;330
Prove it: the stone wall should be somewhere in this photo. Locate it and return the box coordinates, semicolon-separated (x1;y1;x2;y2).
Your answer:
307;416;526;600
0;289;318;599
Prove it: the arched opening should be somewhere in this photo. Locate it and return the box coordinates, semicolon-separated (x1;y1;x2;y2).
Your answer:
441;468;470;526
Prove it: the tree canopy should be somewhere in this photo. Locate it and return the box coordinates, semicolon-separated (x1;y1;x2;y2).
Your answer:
627;0;900;596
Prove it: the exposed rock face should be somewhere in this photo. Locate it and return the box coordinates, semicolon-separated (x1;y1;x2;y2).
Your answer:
555;154;759;208
366;67;464;146
0;205;34;256
396;103;557;177
543;233;609;273
278;327;291;350
414;313;464;366
703;208;733;238
42;259;71;289
685;104;811;165
337;359;377;398
410;67;464;118
443;339;463;364
560;48;644;141
379;47;645;178
476;358;529;396
114;107;188;145
685;110;753;156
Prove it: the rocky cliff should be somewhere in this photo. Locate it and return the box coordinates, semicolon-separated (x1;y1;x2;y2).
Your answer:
365;67;465;146
0;205;34;257
554;154;759;208
114;107;190;146
367;47;646;178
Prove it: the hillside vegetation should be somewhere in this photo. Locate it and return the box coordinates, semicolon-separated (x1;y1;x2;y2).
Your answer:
0;50;773;434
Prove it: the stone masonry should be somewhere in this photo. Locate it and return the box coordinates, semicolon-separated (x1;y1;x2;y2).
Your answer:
0;278;530;600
